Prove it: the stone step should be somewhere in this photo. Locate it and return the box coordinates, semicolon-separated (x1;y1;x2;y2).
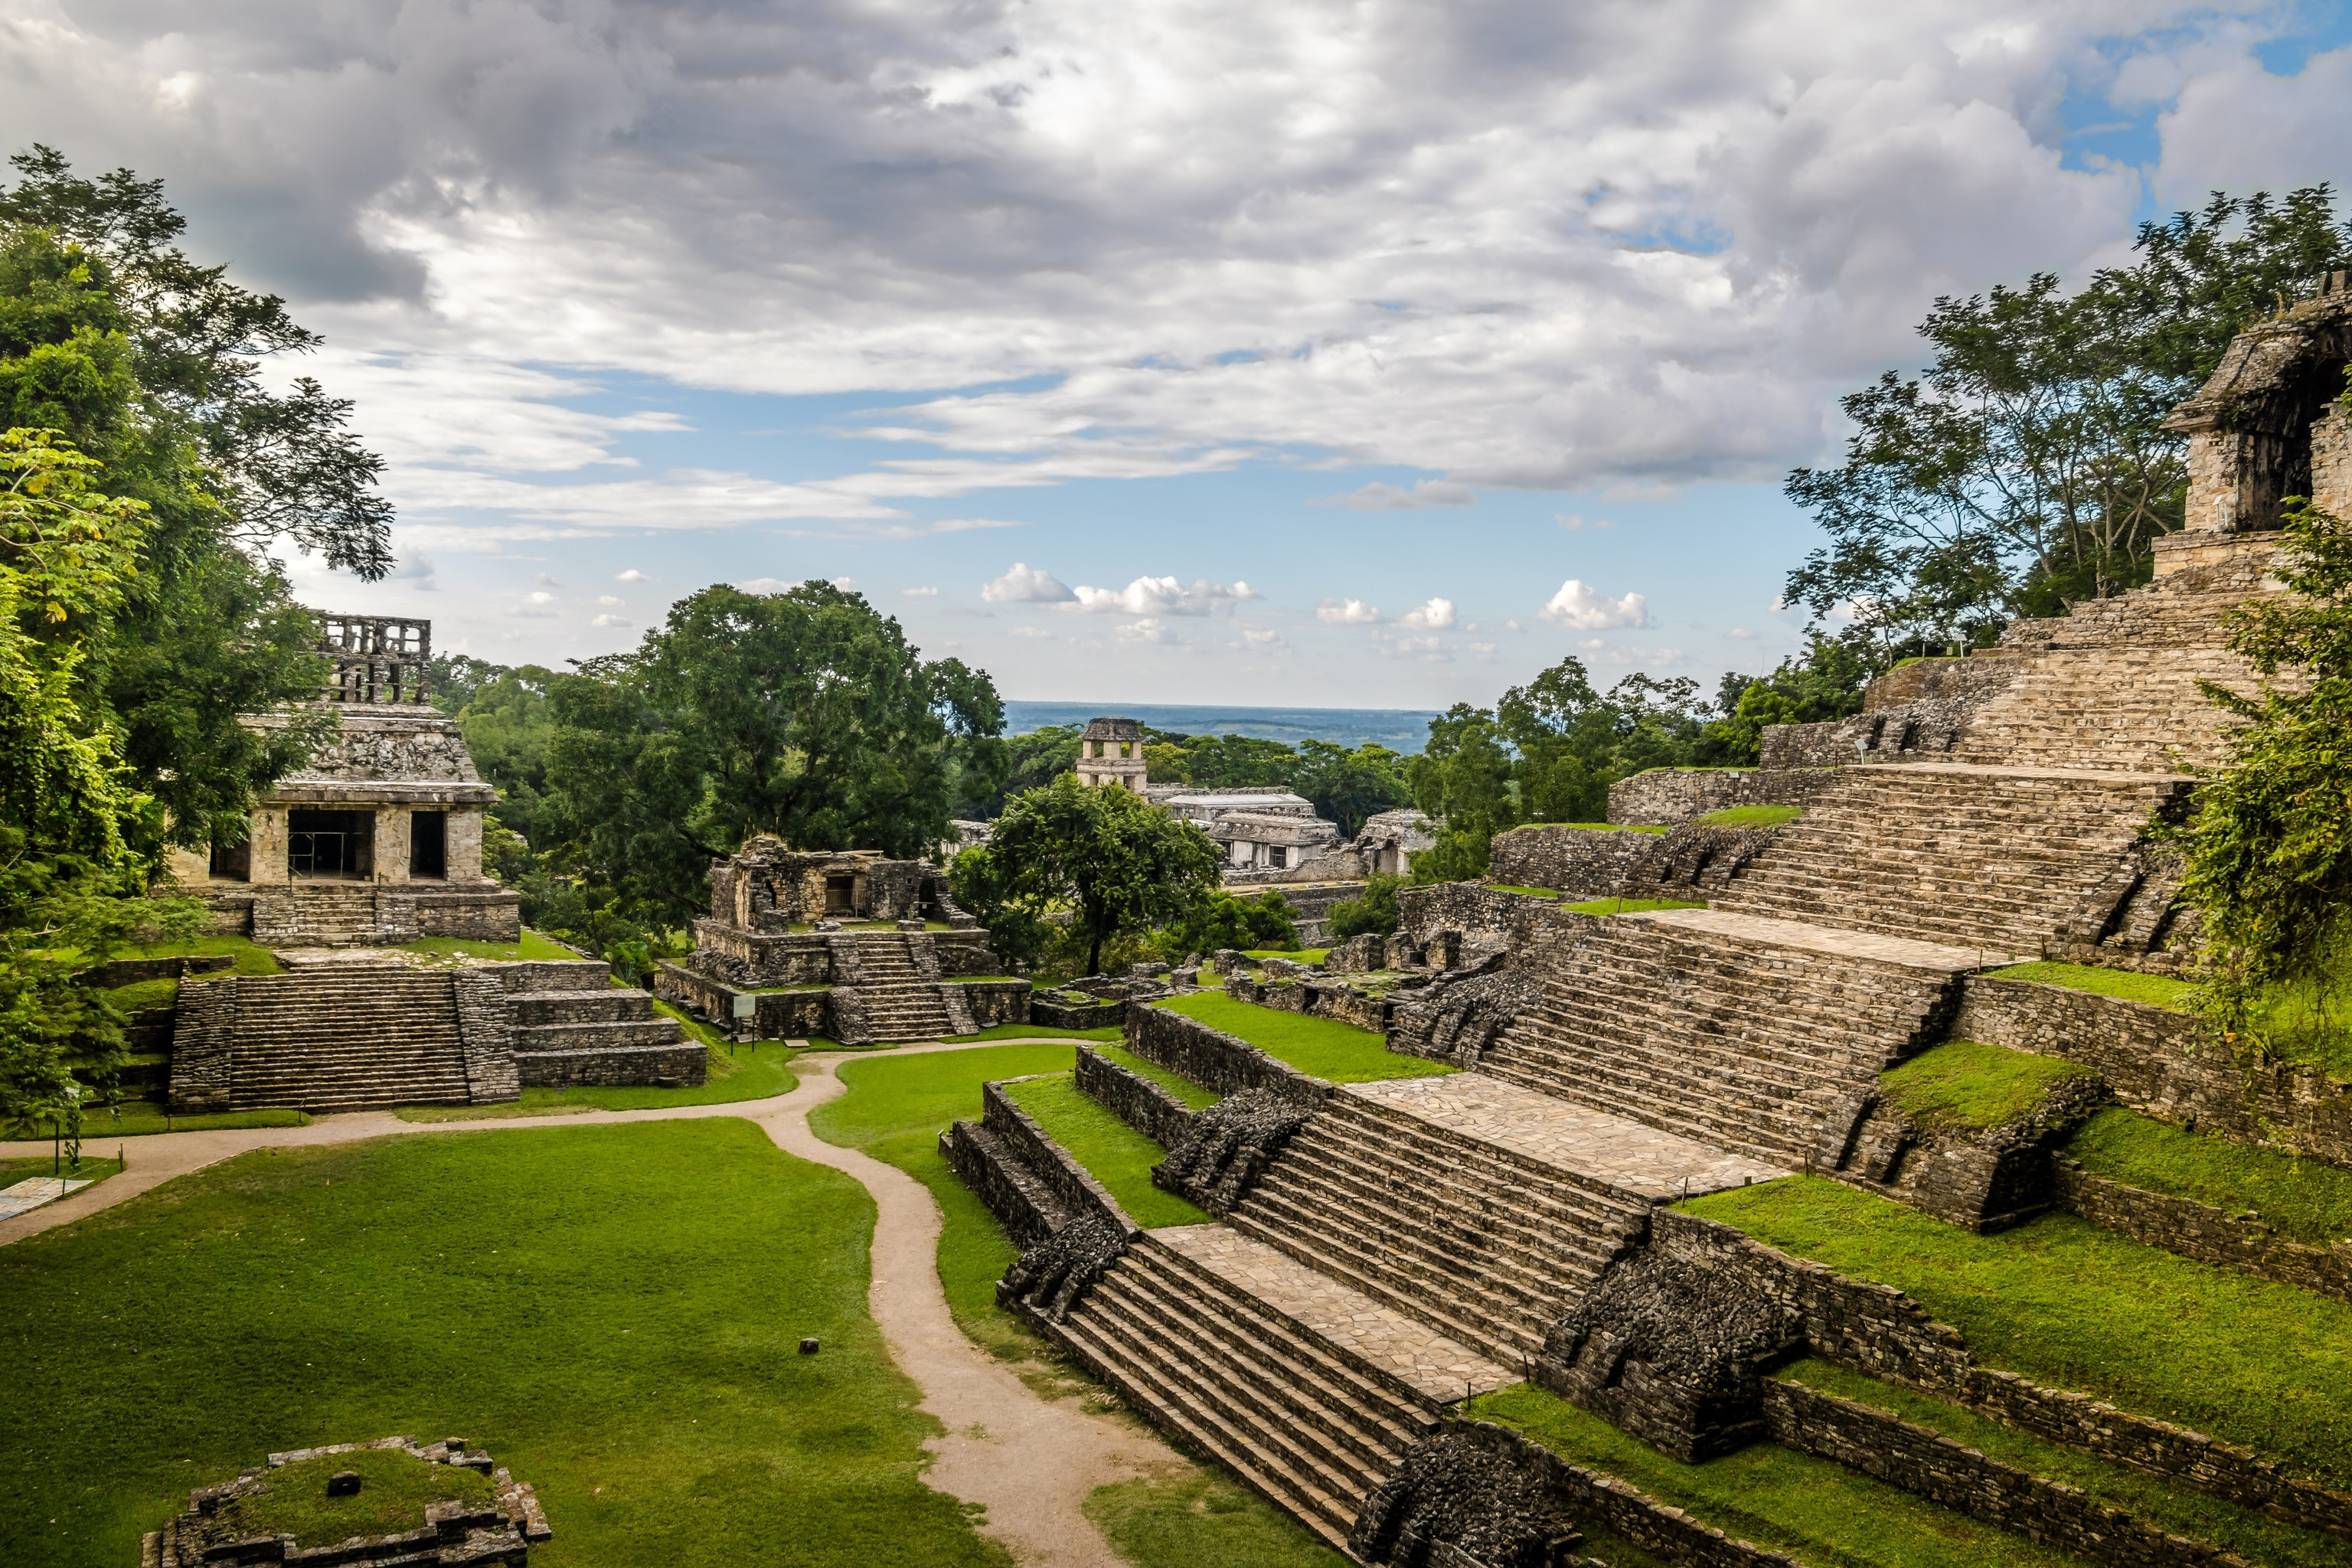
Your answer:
505;989;655;1024
508;1020;682;1051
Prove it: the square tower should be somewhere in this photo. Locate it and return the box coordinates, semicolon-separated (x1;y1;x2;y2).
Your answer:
1076;715;1150;792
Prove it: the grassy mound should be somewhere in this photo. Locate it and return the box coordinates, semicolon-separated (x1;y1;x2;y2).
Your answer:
396;929;580;962
1474;1383;2096;1566
1095;1042;1222;1109
0;1119;1010;1568
2068;1106;2352;1246
999;1073;1210;1230
225;1448;497;1547
1152;993;1452;1084
1560;898;1706;916
1696;804;1802;829
1682;1176;2352;1484
1981;962;2194;1009
1879;1040;2096;1129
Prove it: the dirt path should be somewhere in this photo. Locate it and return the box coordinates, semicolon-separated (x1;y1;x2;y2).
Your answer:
0;1045;1179;1566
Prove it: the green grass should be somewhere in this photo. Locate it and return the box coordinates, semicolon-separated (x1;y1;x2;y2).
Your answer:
1474;1383;2096;1567
1084;1472;1351;1568
1558;897;1707;916
102;976;180;1014
74;1104;312;1138
653;997;729;1051
1696;803;1802;829
1682;1176;2352;1484
807;1043;1077;1361
1982;962;2195;1009
0;1155;124;1189
107;933;283;976
396;929;581;962
0;1119;1012;1568
227;1446;497;1545
1507;821;1668;834
1153;992;1454;1084
2069;1106;2352;1246
1095;1043;1222;1109
1775;1357;2350;1568
944;1024;1125;1044
999;1074;1210;1230
1482;884;1567;899
2243;976;2352;1081
1243;949;1328;963
1879;1040;2097;1129
394;1044;797;1122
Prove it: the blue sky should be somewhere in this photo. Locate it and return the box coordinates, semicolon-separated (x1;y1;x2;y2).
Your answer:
8;1;2352;706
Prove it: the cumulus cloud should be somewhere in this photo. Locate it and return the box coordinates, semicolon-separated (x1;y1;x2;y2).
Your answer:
1313;479;1476;510
1543;580;1648;629
1727;626;1759;639
591;612;631;629
903;586;940;596
737;577;792;593
1071;575;1255;616
616;569;652;582
1397;597;1456;630
1317;598;1383;625
1116;618;1177;642
982;562;1077;603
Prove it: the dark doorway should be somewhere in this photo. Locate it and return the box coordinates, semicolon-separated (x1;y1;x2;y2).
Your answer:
824;874;857;915
289;808;374;879
410;811;448;879
208;838;250;881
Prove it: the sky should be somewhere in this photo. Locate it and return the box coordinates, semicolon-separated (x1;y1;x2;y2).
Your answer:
5;1;2352;707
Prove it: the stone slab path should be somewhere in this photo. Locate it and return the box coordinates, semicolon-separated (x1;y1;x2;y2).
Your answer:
1152;1225;1514;1402
0;1174;94;1220
1631;904;2022;971
1346;1073;1786;1200
0;1042;1179;1567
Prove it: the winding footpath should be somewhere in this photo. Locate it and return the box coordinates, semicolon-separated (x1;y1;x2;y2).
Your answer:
0;1044;1182;1566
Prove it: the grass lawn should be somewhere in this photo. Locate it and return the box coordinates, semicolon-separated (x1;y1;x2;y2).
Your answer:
1682;1176;2352;1483
945;1024;1125;1044
0;1119;1011;1568
1697;804;1802;829
1094;1043;1222;1110
998;1074;1210;1230
1482;884;1567;900
2068;1106;2352;1246
1473;1383;2096;1567
0;1155;124;1189
1242;949;1328;963
1084;1472;1352;1568
394;1044;798;1122
1153;993;1453;1085
106;933;285;976
1777;1357;2347;1568
1879;1040;2097;1129
1982;962;2195;1009
74;1104;311;1138
1560;897;1705;916
396;929;583;963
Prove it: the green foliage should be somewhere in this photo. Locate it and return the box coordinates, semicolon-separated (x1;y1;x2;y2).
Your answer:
1000;1072;1212;1229
1325;872;1403;940
969;723;1080;817
1982;960;2196;1008
2069;1105;2352;1246
1168;889;1298;957
1683;1176;2352;1482
1878;1040;2096;1129
1557;897;1705;914
1152;994;1453;1083
1084;1471;1352;1568
1785;187;2352;662
2172;495;2352;1043
1475;1383;2095;1568
227;1449;494;1546
1774;1358;2346;1568
1694;803;1802;829
0;1120;1015;1568
952;773;1223;976
1710;635;1872;763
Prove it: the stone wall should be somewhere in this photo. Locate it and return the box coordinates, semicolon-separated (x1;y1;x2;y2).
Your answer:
452;969;521;1102
1759;696;1990;769
1033;995;1127;1029
1124;1003;1333;1099
982;1076;1138;1231
1076;1044;1197;1146
1607;767;1832;826
1762;1380;2240;1568
1223;972;1393;1033
1654;1208;2352;1537
941;1119;1065;1248
1955;976;2352;1169
514;1040;707;1087
1396;882;1553;958
962;980;1030;1028
1487;826;1655;895
166;976;235;1112
2056;1162;2352;1305
1862;655;2020;710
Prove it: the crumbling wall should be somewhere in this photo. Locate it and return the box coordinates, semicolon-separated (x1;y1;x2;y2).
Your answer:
1486;827;1655;896
1606;767;1835;826
1396;883;1550;957
1076;1044;1197;1147
1124;1003;1332;1098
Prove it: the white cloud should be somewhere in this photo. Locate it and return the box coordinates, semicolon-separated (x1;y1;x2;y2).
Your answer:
1398;597;1456;630
1579;638;1606;649
591;612;631;629
1317;597;1383;625
1011;626;1054;638
535;572;564;587
1541;580;1648;630
1313;479;1476;511
903;586;941;596
1071;575;1253;616
1727;626;1759;639
527;590;556;606
1557;514;1618;531
1116;618;1177;642
597;594;623;605
737;577;792;593
1240;628;1293;655
982;562;1077;603
831;576;857;590
616;569;652;583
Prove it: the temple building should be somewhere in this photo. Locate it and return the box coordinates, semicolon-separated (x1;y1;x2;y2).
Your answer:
165;613;521;947
1076;715;1149;791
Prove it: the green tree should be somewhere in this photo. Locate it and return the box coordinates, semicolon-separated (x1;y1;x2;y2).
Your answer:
1785;187;2352;664
966;723;1080;817
2174;491;2352;1018
1181;733;1302;789
1326;873;1403;940
1406;704;1517;879
1293;740;1410;836
541;582;1004;933
1168;889;1299;956
951;774;1223;976
1708;635;1873;765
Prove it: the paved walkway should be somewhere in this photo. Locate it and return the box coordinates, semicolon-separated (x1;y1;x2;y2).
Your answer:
1346;1073;1785;1200
0;1041;1179;1567
1632;904;2021;971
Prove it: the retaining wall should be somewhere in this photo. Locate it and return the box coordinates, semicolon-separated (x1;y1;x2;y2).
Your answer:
514;1041;707;1088
1124;1003;1333;1099
1607;767;1831;826
1396;882;1553;957
2056;1162;2352;1305
981;1076;1137;1233
941;1119;1065;1246
1487;826;1655;896
1075;1044;1197;1147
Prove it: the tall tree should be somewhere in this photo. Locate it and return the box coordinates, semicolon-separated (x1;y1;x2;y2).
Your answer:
951;774;1223;976
1785;188;2352;665
1292;740;1410;837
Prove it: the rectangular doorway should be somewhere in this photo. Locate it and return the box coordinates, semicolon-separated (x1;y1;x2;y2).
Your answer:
289;808;374;879
410;811;447;879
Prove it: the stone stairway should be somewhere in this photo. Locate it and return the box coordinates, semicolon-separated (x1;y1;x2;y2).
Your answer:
1480;908;1979;1167
250;885;417;947
1226;1083;1678;1365
208;967;474;1110
1956;540;2284;774
830;934;956;1041
1049;1227;1511;1549
1708;763;2192;956
500;961;681;1056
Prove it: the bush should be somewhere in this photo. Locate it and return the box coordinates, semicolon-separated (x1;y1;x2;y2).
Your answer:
1326;873;1402;940
1168;890;1298;958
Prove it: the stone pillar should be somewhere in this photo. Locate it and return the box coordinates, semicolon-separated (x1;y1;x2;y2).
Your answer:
2311;402;2352;519
447;807;486;881
250;808;289;884
378;806;413;884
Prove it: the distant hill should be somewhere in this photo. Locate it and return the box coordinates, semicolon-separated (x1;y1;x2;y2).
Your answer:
1001;701;1441;754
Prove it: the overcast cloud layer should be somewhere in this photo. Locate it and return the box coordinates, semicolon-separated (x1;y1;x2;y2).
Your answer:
5;1;2351;701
